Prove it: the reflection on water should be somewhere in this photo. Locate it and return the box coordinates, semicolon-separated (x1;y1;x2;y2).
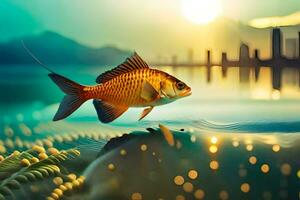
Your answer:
1;65;300;105
156;66;300;100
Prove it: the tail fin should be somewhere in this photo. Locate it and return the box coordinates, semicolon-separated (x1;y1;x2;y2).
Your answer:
49;73;86;121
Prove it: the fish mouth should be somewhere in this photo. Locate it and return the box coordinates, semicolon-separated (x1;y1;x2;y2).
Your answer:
181;88;192;97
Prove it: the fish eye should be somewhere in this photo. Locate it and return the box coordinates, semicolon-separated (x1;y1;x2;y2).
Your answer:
176;82;185;90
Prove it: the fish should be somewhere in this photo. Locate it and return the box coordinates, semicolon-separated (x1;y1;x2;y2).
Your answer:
49;52;192;123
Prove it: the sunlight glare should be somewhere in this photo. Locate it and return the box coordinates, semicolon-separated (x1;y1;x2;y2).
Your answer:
181;0;222;25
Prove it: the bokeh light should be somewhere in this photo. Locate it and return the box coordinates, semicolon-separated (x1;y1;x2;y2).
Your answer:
188;170;198;180
246;144;254;151
240;183;250;193
174;176;185;186
211;136;218;144
194;189;205;199
183;182;194;193
261;164;270;173
140;144;147;151
131;192;142;200
219;190;229;200
249;156;257;165
209;145;218;153
209;160;219;170
272;144;280;152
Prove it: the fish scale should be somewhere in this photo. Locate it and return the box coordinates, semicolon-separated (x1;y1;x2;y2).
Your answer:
94;69;160;106
95;69;158;106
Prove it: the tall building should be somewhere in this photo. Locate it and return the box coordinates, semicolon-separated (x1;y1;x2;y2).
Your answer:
272;28;282;59
285;38;297;58
239;43;251;84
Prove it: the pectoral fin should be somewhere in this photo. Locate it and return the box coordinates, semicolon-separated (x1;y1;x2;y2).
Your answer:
141;81;159;101
139;106;154;121
93;99;128;123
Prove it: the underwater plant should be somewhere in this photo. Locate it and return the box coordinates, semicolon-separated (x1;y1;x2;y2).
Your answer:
0;147;80;200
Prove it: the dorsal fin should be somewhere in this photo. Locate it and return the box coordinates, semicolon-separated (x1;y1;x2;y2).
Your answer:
96;52;149;83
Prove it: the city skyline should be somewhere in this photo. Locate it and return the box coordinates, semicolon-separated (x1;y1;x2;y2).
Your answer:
154;28;300;90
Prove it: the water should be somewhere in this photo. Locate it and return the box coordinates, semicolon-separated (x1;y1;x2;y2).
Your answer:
0;65;299;200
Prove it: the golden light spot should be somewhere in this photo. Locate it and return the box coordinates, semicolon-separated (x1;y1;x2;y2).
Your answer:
32;145;45;153
249;156;257;165
209;145;218;154
194;189;205;199
232;141;239;147
51;192;59;199
219;190;229;200
0;155;4;161
53;177;63;186
297;170;300;178
131;192;142;200
246;144;253;151
30;157;39;164
64;182;73;190
12;150;20;156
188;170;198;180
120;149;127;156
48;147;59;155
174;176;185;186
72;180;80;187
183;182;194;193
108;163;115;171
59;185;67;191
140;144;147;151
280;163;291;176
211;136;218;144
38;152;48;160
77;176;85;184
209;160;219;170
261;164;270;173
67;173;77;181
272;144;280;152
53;188;63;197
240;183;250;193
20;158;30;167
175;195;185;200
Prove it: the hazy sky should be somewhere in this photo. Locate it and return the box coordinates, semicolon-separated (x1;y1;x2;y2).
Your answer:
1;0;300;60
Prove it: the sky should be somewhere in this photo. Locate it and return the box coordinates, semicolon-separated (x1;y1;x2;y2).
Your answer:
1;0;300;60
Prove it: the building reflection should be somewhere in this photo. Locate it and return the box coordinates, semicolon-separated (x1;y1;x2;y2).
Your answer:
153;28;300;91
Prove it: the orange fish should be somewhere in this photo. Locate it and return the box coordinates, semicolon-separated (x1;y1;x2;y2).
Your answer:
49;53;192;123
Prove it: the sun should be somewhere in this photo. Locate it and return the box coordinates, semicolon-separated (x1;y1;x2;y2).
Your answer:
181;0;222;25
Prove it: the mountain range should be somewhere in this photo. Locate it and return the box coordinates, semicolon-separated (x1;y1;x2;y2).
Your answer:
0;31;131;65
